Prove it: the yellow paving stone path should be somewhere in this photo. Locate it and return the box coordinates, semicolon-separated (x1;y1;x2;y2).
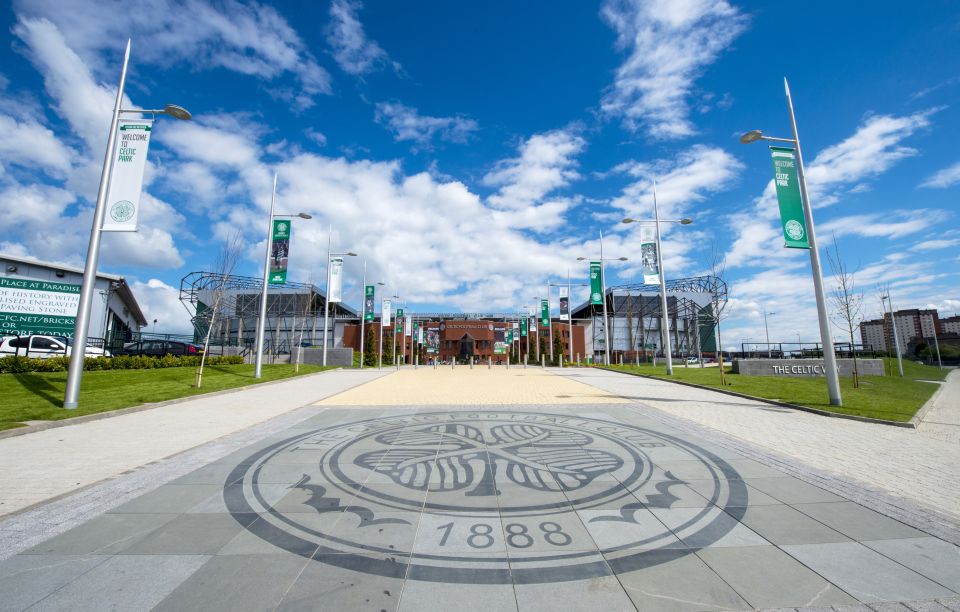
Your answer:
317;366;629;405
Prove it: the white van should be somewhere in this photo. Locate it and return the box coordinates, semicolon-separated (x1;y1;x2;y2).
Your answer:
0;335;111;359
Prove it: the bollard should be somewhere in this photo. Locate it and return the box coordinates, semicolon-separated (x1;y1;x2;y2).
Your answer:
524;354;527;369
469;358;473;370
488;357;492;369
541;354;546;368
577;353;580;367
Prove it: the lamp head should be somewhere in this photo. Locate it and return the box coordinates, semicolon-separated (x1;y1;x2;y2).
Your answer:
739;130;763;144
617;257;628;261
346;252;357;257
680;218;693;225
296;213;312;219
162;104;192;120
576;257;586;261
622;218;635;224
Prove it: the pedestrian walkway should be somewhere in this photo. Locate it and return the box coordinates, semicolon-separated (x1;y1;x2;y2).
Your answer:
559;367;960;524
0;368;388;517
1;366;958;611
917;369;960;444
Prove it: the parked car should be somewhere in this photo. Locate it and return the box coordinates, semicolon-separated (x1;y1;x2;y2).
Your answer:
686;357;700;364
0;335;111;359
118;340;202;357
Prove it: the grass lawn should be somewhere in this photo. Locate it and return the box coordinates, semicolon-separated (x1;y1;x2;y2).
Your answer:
604;357;948;422
0;364;332;431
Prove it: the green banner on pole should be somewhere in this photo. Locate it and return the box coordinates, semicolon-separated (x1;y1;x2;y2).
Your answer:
364;285;375;322
395;308;404;333
769;147;810;249
269;219;291;284
589;261;603;305
520;318;527;337
540;299;549;327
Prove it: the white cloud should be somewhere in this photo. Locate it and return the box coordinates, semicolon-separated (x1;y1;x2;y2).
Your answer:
483;129;586;211
326;0;398;76
920;161;960;188
14;0;331;109
819;209;948;240
0;113;74;177
374;102;478;148
129;279;194;335
600;0;747;139
910;238;960;251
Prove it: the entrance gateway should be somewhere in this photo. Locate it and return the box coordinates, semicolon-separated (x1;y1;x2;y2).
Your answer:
225;411;745;584
458;333;475;359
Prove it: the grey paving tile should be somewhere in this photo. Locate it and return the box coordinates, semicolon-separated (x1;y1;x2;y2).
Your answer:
514;574;636;612
738;505;851;545
934;598;960;611
651;506;770;548
0;555;107;612
745;477;846;504
578;507;685;551
108;484;224;514
685;479;781;506
27;554;208;612
153;553;309;612
650;459;722;480
782;542;956;603
863;538;960;592
277;554;406;611
697;545;857;608
122;513;257;555
399;580;518;612
414;512;505;554
612;548;751;611
169;461;246;485
631;481;713;509
20;513;178;555
904;601;955;612
870;603;918;612
722;458;789;479
793;502;927;542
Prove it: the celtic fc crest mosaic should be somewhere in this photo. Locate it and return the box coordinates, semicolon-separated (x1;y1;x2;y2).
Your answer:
225;411;745;583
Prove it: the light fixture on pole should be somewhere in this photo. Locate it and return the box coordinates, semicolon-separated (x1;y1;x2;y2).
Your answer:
577;246;628;366
321;224;357;366
549;276;589;367
763;311;776;358
63;40;192;409
359;260;367;369
254;174;312;379
622;191;693;375
880;294;904;377
375;282;387;369
739;77;843;406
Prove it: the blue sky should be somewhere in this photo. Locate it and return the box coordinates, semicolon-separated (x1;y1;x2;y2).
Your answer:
1;0;958;346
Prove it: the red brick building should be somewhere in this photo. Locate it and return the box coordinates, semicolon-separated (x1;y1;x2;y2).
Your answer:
342;318;586;364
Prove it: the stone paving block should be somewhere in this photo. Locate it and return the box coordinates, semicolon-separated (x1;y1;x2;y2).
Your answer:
935;597;960;611
685;478;781;507
783;542;957;603
108;483;224;514
697;545;857;608
27;554;208;612
863;538;960;592
744;477;847;504
20;512;178;555
399;579;518;612
611;547;751;611
738;504;851;545
578;507;685;551
153;553;309;612
277;554;406;611
651;506;770;548
0;554;107;612
869;603;917;611
121;513;257;555
904;600;955;611
514;574;636;612
793;502;927;542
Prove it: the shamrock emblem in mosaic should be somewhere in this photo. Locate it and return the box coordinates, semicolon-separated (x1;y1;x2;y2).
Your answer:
355;423;623;495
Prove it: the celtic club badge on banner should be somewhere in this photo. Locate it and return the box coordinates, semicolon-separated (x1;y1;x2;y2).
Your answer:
364;285;375;322
102;119;153;232
770;147;810;249
640;225;660;285
589;261;603;305
269;219;291;284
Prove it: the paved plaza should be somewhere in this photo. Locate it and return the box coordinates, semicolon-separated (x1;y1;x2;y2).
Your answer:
1;367;959;611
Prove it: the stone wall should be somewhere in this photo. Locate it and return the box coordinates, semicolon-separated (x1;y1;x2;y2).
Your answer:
732;358;884;377
294;347;354;367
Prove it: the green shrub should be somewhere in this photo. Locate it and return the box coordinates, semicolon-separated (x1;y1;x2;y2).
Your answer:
0;352;244;373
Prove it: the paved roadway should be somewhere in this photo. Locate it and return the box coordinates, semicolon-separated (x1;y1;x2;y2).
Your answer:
0;366;958;611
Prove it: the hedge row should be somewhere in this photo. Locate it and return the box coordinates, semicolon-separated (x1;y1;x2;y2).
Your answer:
0;354;244;374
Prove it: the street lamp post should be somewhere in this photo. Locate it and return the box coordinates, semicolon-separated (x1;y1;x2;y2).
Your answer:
739;78;842;407
254;174;312;379
763;311;776;358
359;260;366;369
63;40;193;409
321;225;357;366
577;236;627;366
880;294;904;377
622;190;692;376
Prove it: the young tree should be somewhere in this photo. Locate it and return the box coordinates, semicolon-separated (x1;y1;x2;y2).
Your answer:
826;237;864;387
195;232;244;388
363;323;378;367
552;329;563;366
